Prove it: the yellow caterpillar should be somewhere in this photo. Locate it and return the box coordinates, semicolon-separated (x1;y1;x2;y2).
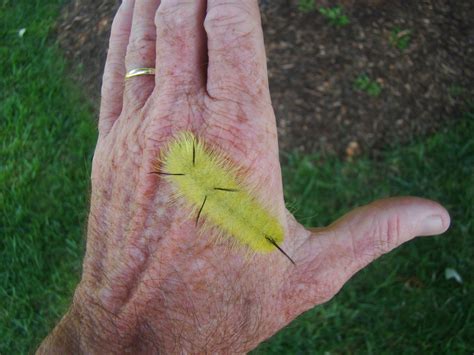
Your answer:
155;132;294;264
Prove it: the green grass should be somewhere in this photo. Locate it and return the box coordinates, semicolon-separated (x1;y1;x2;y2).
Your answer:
448;84;466;99
1;0;473;354
298;0;316;13
318;6;350;27
390;27;412;51
297;1;350;27
255;117;474;353
1;0;97;353
354;74;383;97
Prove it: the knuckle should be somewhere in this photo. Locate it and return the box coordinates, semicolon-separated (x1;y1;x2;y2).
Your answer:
207;76;271;107
204;3;257;38
384;215;402;250
102;62;124;88
372;215;402;255
123;81;153;109
344;212;404;272
126;34;155;63
207;78;251;99
111;8;129;35
154;71;202;99
347;225;376;269
155;1;195;28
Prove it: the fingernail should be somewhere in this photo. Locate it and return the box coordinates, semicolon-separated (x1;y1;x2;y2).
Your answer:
418;215;445;236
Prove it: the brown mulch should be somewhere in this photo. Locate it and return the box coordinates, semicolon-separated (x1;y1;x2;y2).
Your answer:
57;0;474;157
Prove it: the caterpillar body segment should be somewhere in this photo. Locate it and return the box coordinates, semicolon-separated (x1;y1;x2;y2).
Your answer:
158;132;294;263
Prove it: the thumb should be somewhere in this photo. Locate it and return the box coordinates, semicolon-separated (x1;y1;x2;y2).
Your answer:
323;196;451;272
288;197;450;313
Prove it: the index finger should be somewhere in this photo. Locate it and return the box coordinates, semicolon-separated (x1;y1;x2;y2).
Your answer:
204;0;270;103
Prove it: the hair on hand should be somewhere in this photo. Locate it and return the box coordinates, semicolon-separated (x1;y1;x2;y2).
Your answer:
155;132;294;265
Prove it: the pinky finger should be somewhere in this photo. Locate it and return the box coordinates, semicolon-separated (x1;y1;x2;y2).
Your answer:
99;0;135;136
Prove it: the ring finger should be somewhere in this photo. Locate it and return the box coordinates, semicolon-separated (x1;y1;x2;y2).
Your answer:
124;0;161;108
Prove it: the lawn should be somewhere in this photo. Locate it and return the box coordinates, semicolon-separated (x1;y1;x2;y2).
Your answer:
255;117;474;353
1;0;473;353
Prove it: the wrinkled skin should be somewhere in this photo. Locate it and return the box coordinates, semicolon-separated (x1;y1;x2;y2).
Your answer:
38;1;450;353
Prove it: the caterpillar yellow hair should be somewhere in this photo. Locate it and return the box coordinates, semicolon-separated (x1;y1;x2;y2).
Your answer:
155;132;294;264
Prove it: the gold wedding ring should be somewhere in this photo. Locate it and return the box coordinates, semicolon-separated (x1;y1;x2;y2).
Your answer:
125;68;156;79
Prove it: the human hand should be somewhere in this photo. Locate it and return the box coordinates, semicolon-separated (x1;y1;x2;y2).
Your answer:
38;0;450;353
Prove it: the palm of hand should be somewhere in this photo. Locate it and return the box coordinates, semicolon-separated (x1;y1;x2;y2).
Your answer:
71;1;449;353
